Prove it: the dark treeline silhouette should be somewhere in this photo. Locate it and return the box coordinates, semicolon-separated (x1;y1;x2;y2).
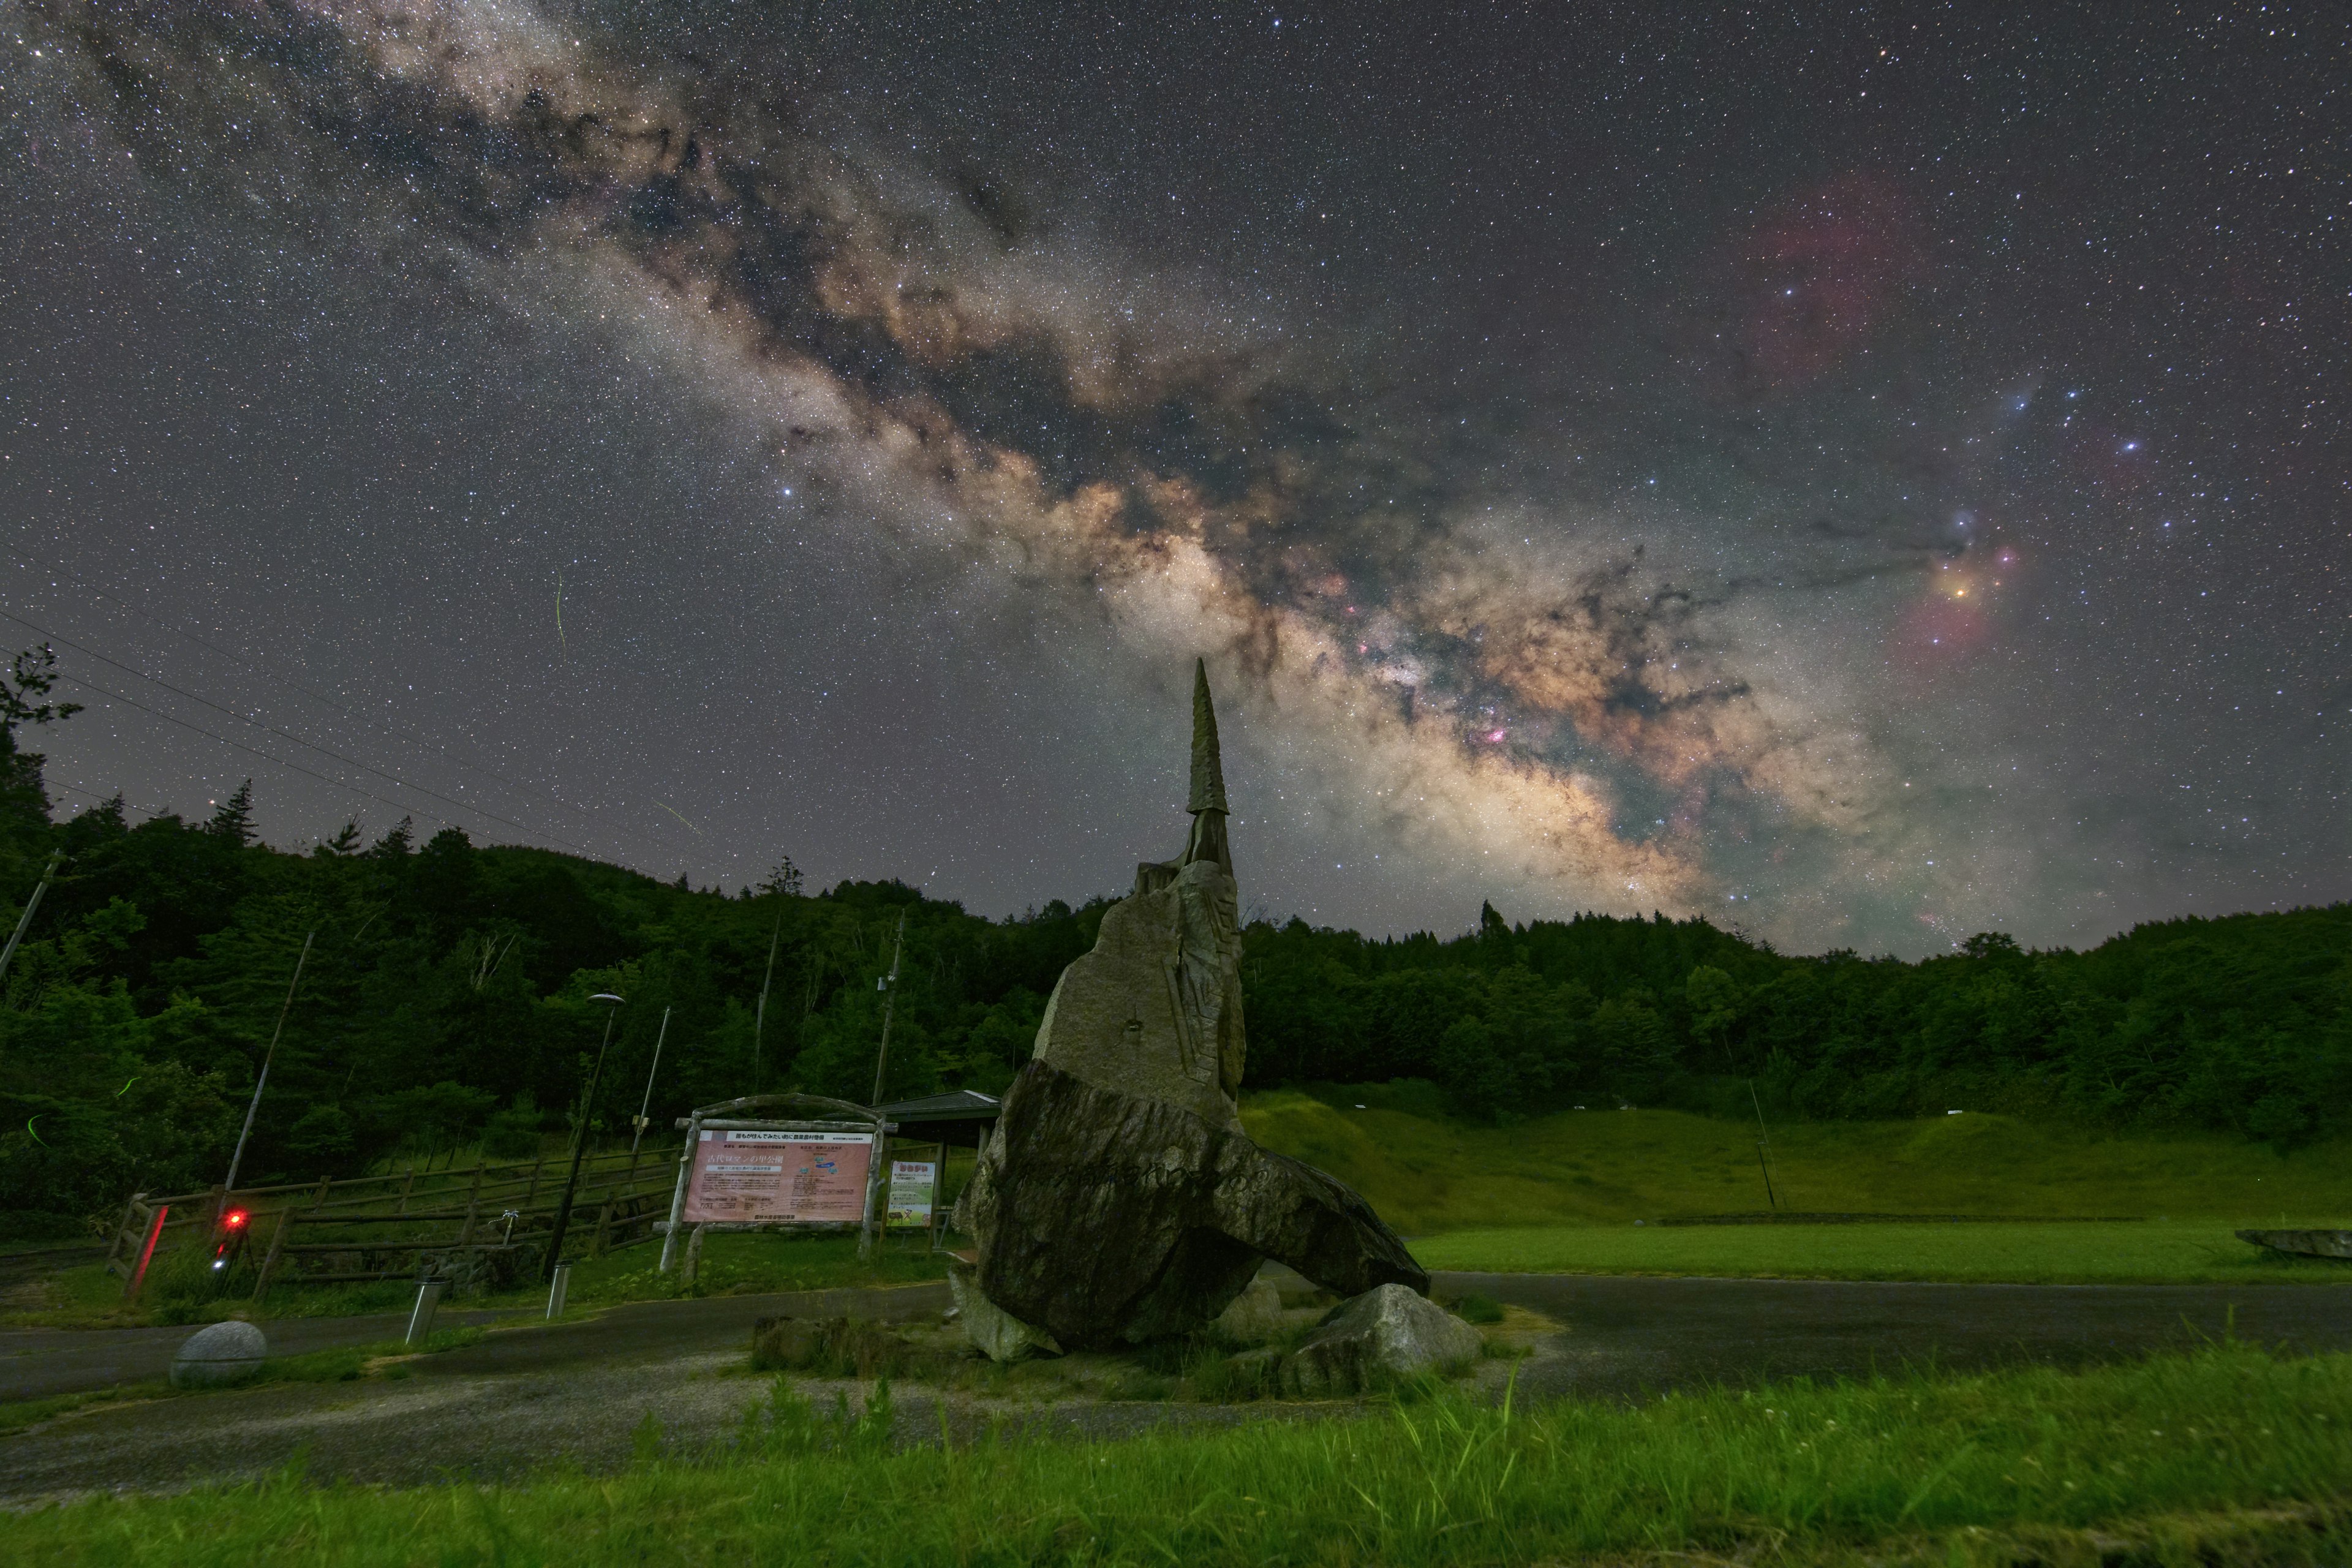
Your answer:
1;652;2345;1229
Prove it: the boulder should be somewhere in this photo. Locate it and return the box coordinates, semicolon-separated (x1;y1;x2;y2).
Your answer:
170;1319;268;1389
1212;1276;1285;1344
959;1061;1426;1350
1280;1284;1483;1398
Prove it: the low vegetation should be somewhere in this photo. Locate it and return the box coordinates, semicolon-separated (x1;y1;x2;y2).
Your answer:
1244;1088;2352;1234
12;1344;2352;1566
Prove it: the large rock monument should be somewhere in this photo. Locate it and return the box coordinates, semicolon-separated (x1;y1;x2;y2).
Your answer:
953;660;1427;1355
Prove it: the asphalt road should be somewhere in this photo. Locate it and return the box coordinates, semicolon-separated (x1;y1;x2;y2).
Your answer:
5;1273;2350;1503
1444;1272;2352;1401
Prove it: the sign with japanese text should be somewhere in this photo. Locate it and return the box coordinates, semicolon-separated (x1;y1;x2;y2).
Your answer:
886;1159;937;1227
680;1128;875;1224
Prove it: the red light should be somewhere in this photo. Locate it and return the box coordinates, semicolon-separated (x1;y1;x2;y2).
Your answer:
224;1210;249;1229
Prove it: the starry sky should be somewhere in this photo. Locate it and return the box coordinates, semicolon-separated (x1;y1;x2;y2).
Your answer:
1;1;2342;955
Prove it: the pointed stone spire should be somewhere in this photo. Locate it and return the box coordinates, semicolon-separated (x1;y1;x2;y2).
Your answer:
1188;657;1228;816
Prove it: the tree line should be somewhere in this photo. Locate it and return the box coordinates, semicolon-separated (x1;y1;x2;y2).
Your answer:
2;647;2345;1231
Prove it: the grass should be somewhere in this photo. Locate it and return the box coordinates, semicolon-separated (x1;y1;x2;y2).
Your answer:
4;1231;952;1330
1414;1219;2352;1284
6;1343;2351;1565
1242;1086;2352;1234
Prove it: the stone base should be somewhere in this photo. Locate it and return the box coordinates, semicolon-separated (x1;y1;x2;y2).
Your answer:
957;1061;1427;1350
948;1261;1061;1363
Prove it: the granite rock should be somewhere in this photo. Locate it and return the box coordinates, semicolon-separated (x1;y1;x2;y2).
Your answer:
170;1318;268;1389
1280;1284;1483;1398
959;1060;1425;1351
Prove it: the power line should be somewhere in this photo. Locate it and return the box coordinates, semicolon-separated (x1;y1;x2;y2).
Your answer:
62;588;602;830
6;594;727;878
5;609;593;853
59;673;484;838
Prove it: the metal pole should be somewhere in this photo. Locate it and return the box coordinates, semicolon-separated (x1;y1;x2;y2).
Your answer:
631;1006;671;1156
752;911;782;1094
543;996;623;1281
1749;1080;1779;1211
223;929;314;1194
0;850;63;987
405;1279;446;1348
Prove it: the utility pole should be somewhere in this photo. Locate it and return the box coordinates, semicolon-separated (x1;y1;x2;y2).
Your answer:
0;850;64;987
545;993;625;1281
751;910;782;1094
858;910;907;1262
223;929;314;1195
630;1006;671;1156
868;908;908;1106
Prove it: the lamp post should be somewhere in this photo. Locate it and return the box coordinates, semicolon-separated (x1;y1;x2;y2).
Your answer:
543;992;624;1282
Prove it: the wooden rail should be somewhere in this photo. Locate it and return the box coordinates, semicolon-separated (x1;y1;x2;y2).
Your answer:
111;1144;682;1301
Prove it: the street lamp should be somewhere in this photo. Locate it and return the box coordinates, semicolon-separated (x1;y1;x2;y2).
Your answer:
544;992;624;1282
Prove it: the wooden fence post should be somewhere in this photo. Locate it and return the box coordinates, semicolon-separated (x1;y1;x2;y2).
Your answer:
309;1174;333;1212
396;1165;415;1215
251;1210;294;1300
104;1192;149;1276
457;1161;485;1247
523;1155;546;1209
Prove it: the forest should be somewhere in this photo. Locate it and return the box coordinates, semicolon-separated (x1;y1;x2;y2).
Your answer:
2;648;2347;1232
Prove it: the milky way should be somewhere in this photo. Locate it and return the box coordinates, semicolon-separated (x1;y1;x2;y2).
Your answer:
2;2;2342;952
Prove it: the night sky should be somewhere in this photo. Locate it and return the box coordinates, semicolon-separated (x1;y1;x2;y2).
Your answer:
1;2;2342;955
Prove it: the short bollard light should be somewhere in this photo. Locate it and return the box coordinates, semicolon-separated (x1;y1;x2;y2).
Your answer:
547;1261;571;1319
405;1278;447;1349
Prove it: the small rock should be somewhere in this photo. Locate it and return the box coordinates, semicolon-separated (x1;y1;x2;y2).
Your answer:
170;1319;268;1389
1280;1284;1481;1398
948;1261;1060;1363
1212;1277;1284;1344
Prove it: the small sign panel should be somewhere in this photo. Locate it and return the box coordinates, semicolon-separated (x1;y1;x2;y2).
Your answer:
682;1129;875;1224
886;1159;937;1228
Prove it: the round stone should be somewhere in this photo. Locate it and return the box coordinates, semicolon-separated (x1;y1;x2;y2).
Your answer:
170;1319;270;1389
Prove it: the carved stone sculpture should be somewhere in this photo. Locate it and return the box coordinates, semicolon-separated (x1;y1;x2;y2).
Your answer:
953;661;1427;1354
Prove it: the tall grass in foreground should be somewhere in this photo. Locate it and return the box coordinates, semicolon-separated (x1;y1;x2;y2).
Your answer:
13;1346;2352;1566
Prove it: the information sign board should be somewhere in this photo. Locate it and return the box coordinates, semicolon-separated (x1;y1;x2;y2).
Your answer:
680;1128;875;1224
886;1160;937;1228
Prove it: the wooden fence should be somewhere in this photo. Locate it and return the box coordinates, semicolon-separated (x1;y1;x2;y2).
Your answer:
103;1145;681;1302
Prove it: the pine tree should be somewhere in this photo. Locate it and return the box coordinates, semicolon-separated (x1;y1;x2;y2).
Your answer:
205;780;257;846
0;644;80;837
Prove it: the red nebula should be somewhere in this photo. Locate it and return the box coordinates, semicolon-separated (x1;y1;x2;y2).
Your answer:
1891;593;1989;676
1736;173;1920;388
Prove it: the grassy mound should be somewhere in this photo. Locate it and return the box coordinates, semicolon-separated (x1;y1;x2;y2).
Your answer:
1241;1085;2352;1234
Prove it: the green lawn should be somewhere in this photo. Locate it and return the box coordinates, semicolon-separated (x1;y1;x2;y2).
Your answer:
1415;1219;2352;1284
9;1344;2350;1566
1240;1087;2352;1284
1243;1087;2352;1230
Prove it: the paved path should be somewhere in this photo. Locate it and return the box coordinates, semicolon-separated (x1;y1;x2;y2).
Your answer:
1443;1273;2352;1402
0;1309;526;1403
5;1273;2350;1502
